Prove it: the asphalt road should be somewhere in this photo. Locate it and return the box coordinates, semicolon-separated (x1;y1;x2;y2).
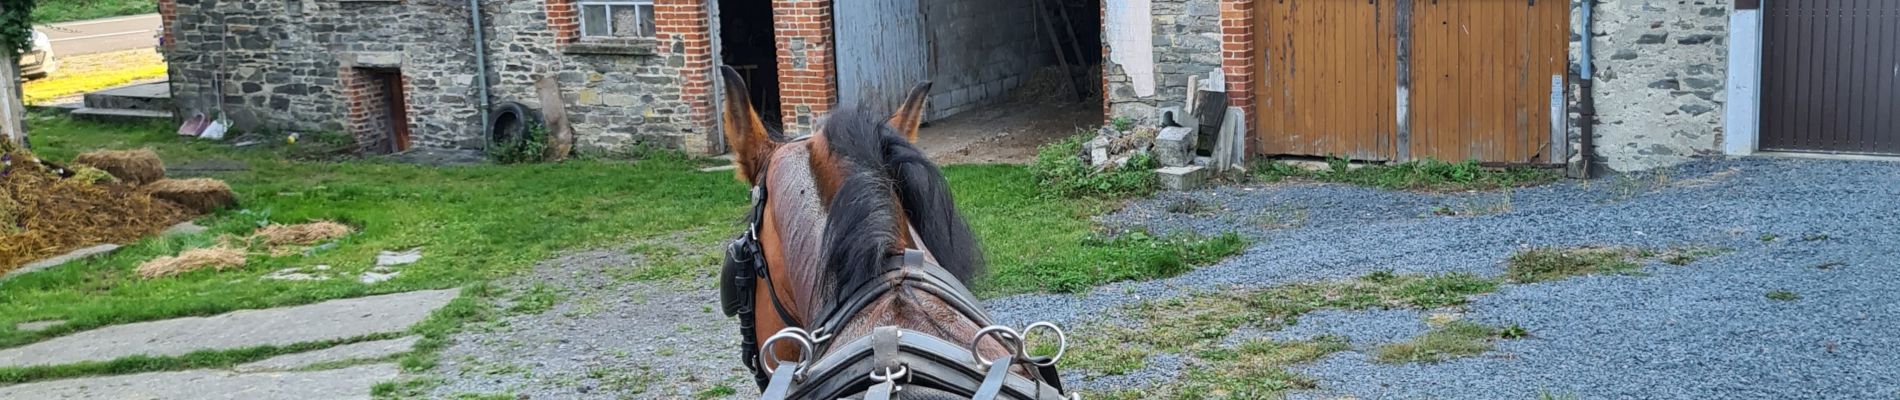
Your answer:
38;14;161;56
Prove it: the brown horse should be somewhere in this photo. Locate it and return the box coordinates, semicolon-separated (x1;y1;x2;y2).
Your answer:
715;67;1070;399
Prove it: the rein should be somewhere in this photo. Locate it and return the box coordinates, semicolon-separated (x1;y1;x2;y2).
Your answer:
719;181;1079;399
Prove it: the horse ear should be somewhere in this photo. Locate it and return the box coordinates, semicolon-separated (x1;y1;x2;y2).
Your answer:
887;81;933;143
720;66;777;184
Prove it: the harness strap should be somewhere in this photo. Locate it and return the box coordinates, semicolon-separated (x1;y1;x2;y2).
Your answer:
793;328;1066;399
760;361;799;400
971;356;1013;400
814;250;995;350
864;380;897;400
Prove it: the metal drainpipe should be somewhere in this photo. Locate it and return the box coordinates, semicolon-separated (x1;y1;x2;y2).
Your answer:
1576;0;1596;179
468;0;493;151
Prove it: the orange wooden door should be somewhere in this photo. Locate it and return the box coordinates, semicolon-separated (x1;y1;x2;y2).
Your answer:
1407;0;1566;163
1254;0;1399;161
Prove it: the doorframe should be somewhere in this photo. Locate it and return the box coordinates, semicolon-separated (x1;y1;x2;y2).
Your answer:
1723;1;1763;156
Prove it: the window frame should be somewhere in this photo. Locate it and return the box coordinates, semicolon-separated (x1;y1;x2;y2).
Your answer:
576;0;656;39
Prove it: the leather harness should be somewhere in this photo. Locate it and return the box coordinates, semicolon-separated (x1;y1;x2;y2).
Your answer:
720;172;1074;399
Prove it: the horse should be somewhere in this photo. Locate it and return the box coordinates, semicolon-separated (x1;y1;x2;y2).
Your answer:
714;66;1075;399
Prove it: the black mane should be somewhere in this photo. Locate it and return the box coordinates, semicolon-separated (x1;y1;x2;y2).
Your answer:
817;107;984;303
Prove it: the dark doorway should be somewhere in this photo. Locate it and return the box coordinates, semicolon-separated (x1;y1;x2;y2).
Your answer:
377;71;412;152
717;0;781;132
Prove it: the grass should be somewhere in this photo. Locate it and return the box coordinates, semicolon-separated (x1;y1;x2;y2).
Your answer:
31;0;157;23
23;49;168;104
1073;272;1505;399
1254;158;1558;192
1505;247;1645;283
1374;320;1503;364
1029;133;1158;199
1765;289;1800;301
0;332;405;384
3;116;1244;358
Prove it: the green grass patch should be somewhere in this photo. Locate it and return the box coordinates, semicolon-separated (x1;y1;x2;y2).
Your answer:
1374;320;1503;364
1029;134;1157;199
31;0;156;23
1255;158;1558;192
6;116;1243;351
1505;247;1645;283
1765;289;1800;301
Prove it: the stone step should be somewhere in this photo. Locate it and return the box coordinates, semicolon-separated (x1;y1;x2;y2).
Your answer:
82;82;173;112
71;107;175;124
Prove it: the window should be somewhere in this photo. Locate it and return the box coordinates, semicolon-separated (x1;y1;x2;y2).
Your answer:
579;0;655;38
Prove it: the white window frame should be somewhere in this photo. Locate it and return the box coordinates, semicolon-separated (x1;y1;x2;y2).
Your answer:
577;0;656;38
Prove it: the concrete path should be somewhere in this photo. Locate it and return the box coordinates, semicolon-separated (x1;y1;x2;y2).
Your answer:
235;336;419;373
37;14;160;56
0;363;397;400
0;289;457;368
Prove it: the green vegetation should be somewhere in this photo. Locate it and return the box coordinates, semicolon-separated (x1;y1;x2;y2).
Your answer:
695;384;738;399
1255;158;1558;192
487;123;549;164
1374;320;1505;364
1505;247;1645;283
0;333;405;384
32;0;156;24
1659;246;1732;266
5;116;1244;356
1066;272;1499;376
1765;289;1800;301
1030;134;1158;199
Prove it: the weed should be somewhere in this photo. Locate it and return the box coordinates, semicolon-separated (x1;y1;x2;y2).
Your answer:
1029;134;1157;199
508;283;562;315
1538;390;1582;400
1111;117;1135;132
1760;233;1780;242
1500;324;1531;339
1250;204;1309;229
696;384;738;399
1506;247;1644;283
1660;246;1732;266
1254;159;1557;192
1374;321;1499;364
1766;289;1800;301
488;123;549;164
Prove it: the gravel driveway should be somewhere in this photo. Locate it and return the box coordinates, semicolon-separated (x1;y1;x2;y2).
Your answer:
433;157;1899;399
985;157;1900;399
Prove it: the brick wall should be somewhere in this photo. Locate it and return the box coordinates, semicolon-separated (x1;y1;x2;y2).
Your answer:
156;0;177;48
656;0;718;152
1218;0;1255;152
772;0;837;136
341;68;395;151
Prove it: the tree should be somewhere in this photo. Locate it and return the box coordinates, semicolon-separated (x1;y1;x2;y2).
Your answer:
1;0;36;147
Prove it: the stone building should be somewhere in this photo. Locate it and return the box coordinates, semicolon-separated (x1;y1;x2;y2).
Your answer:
160;0;1894;171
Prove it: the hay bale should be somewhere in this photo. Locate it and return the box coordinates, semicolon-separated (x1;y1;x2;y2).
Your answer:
73;149;166;185
137;246;247;278
146;178;237;213
254;221;352;246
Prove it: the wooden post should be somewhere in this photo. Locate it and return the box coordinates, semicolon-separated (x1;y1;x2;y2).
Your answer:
1;53;24;147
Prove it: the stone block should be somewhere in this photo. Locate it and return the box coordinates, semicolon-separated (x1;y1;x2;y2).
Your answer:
1155;127;1196;168
1156;166;1208;191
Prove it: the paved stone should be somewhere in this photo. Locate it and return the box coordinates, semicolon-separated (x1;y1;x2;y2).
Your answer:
235;336;419;372
375;248;422;267
3;244;121;281
0;363;397;400
14;320;64;332
0;289;458;368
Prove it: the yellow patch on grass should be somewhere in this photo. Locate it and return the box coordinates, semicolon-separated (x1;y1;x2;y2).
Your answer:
137;246;247;278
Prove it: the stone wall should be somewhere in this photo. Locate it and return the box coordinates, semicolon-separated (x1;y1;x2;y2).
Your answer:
1569;0;1730;172
162;0;716;155
921;0;1054;120
1104;0;1222;124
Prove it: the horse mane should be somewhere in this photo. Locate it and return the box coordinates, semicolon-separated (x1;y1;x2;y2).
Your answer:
817;107;985;303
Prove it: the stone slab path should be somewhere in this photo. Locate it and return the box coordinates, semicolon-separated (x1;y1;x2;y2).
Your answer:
0;289;457;368
0;363;397;400
235;336;419;372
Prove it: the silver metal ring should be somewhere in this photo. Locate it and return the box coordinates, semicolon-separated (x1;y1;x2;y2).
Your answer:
761;328;814;375
869;364;909;383
970;325;1023;369
1023;322;1068;367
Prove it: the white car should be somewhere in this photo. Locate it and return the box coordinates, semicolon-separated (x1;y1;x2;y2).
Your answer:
20;30;56;80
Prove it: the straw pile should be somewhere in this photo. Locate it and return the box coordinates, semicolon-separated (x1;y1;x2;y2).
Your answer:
254;221;352;247
73;149;166;185
146;178;237;213
136;246;247;278
1;147;191;272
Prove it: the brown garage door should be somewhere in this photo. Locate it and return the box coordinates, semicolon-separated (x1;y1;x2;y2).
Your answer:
1253;0;1568;164
1761;1;1900;155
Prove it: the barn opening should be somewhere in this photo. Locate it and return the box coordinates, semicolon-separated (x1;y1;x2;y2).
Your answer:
717;0;782;132
836;0;1104;164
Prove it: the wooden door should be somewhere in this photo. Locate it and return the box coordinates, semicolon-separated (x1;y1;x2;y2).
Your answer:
381;71;412;152
1408;0;1566;163
1761;0;1900;155
1255;0;1399;161
835;0;929;113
